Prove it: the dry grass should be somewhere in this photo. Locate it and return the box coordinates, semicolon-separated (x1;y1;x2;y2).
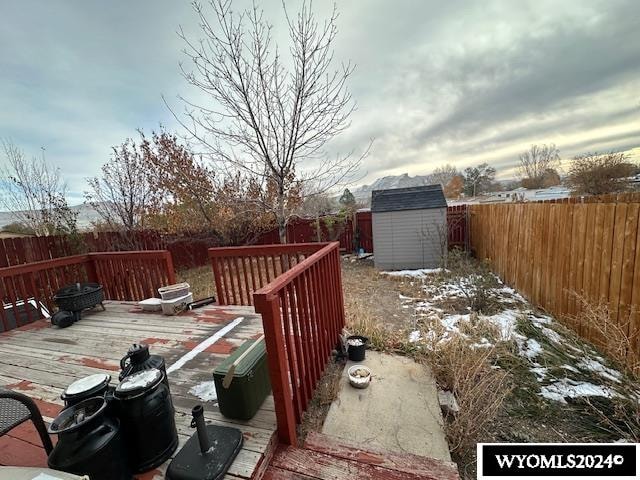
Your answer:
177;265;216;300
418;324;512;461
571;293;640;377
298;358;345;444
568;293;640;442
342;258;512;478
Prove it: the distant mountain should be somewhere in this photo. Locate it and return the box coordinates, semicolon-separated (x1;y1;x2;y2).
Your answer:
352;173;433;203
0;203;102;231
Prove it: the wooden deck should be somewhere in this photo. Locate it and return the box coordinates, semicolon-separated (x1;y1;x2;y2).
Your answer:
264;433;459;480
0;301;276;479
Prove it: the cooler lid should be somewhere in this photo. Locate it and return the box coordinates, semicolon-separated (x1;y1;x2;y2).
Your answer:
213;339;265;378
64;373;111;397
116;369;162;397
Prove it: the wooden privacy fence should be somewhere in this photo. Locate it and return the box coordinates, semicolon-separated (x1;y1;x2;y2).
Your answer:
0;250;176;333
0;230;164;267
209;242;345;445
469;200;640;355
0;207;466;270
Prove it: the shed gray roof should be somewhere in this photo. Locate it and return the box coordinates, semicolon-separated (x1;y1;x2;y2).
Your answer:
371;185;447;212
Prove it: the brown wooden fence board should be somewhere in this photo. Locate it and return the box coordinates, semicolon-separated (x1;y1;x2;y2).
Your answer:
470;197;640;362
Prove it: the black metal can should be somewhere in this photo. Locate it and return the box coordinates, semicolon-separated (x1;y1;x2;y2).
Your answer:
114;368;178;473
48;397;131;480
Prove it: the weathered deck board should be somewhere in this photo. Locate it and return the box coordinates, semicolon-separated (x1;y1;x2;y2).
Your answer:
267;442;459;480
0;301;276;479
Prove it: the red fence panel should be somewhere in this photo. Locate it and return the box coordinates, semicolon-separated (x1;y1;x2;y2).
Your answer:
447;205;468;249
208;243;325;306
0;250;176;333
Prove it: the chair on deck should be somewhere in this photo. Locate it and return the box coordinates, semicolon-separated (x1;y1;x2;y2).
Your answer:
0;387;53;455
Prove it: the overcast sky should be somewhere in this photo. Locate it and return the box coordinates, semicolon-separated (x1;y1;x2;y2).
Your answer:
1;0;638;204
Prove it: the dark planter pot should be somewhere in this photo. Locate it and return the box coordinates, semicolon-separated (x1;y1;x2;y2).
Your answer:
346;335;368;362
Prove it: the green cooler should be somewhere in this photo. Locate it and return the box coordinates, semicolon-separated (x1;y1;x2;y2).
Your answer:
213;338;271;420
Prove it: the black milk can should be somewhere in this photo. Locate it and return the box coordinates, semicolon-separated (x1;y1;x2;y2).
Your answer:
114;368;178;473
47;397;131;480
61;373;112;408
120;343;169;387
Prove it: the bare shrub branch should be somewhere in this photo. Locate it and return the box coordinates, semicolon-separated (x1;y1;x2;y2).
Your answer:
1;139;77;236
566;152;637;196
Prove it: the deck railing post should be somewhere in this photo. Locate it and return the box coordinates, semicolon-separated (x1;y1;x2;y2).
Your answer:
210;257;227;306
85;255;99;283
164;251;177;285
254;291;298;446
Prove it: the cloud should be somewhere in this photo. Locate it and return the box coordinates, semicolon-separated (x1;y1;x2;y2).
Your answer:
0;0;638;204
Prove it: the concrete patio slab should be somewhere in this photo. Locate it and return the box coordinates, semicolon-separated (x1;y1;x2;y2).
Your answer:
322;350;451;462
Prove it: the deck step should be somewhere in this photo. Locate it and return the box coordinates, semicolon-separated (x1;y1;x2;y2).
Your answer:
304;432;459;478
261;432;459;480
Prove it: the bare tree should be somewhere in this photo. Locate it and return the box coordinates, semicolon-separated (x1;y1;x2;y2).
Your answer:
566;152;636;196
517;144;561;188
0;139;77;236
175;0;367;242
85;138;153;231
428;164;460;188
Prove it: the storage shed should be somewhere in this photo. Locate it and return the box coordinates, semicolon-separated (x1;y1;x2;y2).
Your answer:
371;185;447;270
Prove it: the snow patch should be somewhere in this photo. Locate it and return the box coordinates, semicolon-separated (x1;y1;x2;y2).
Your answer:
530;366;548;381
540;380;616;404
409;330;421;343
540;326;563;344
189;381;218;402
578;359;622;383
381;268;444;278
519;338;543;360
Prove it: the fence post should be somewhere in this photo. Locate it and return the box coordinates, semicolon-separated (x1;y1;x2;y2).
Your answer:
254;291;297;446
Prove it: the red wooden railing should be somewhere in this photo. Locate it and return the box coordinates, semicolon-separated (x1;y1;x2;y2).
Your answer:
209;242;345;445
208;243;326;306
0;250;175;333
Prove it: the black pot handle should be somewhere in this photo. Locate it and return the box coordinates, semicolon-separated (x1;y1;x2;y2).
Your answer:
120;345;140;370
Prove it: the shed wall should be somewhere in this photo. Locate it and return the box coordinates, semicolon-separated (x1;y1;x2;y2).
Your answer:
372;208;446;270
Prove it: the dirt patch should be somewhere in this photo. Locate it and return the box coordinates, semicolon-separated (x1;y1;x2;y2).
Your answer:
341;257;424;332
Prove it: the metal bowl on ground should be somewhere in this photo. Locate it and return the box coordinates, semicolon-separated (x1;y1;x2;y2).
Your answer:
348;365;371;389
54;283;104;312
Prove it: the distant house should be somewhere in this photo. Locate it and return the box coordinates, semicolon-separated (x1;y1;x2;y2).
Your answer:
371;185;447;270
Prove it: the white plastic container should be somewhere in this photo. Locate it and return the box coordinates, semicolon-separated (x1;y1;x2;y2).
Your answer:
348;365;371;389
138;298;162;312
158;283;191;301
161;293;193;316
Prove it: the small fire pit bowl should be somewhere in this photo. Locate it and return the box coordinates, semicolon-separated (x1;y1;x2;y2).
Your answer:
54;282;104;313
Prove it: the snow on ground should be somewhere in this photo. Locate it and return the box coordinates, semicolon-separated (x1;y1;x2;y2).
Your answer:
540;380;617;404
393;268;631;404
189;380;218;402
577;358;622;383
381;268;444;278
